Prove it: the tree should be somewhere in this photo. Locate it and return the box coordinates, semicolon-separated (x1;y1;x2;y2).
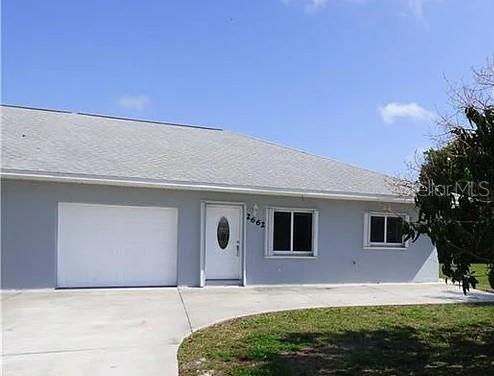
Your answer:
404;59;494;293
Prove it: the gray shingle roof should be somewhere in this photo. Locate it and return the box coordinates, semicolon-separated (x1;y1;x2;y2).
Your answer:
1;105;400;200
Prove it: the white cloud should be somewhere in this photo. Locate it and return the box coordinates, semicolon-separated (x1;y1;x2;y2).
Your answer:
378;102;434;124
408;0;425;19
117;95;150;111
305;0;328;11
281;0;328;13
280;0;368;13
407;0;441;22
283;0;434;18
281;0;365;13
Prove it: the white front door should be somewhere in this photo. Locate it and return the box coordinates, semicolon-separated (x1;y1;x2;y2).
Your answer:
205;204;243;281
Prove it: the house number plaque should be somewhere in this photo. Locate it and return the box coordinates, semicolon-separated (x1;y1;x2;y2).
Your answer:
246;212;265;228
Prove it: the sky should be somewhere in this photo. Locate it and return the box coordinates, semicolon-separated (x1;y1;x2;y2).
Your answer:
2;0;494;176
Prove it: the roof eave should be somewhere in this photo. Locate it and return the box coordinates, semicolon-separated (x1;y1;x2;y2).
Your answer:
1;169;414;204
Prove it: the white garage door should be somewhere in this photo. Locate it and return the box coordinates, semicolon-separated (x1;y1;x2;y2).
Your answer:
57;203;178;288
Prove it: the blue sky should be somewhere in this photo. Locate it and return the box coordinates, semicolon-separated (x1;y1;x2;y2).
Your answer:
3;0;494;175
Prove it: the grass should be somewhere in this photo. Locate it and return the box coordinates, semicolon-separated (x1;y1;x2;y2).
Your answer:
178;304;494;376
439;263;493;292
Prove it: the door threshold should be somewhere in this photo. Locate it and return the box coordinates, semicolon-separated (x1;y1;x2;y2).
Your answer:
205;279;242;286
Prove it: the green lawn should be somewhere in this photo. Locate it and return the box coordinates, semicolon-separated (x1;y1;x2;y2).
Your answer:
179;304;494;376
439;263;493;292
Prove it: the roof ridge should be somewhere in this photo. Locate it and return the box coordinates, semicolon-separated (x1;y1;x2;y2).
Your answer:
75;111;222;131
1;104;223;131
1;103;73;114
225;130;393;179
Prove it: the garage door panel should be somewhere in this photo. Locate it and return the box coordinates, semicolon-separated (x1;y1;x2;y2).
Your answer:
57;203;178;288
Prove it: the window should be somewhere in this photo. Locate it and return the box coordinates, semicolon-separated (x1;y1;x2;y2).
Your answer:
217;216;230;250
266;208;318;257
364;213;408;249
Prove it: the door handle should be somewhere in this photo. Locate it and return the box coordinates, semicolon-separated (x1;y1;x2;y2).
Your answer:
236;241;240;256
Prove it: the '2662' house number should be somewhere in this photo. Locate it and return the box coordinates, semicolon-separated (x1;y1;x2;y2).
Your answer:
247;213;265;228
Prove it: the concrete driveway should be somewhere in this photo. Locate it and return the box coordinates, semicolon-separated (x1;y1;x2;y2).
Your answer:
3;283;494;375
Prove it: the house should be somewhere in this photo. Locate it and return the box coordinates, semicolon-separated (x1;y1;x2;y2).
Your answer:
0;105;438;289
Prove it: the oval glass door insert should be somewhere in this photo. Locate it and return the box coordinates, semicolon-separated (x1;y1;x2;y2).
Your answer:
217;216;230;250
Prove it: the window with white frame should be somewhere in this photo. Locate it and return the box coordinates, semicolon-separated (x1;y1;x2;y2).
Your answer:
266;208;318;257
364;212;408;249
